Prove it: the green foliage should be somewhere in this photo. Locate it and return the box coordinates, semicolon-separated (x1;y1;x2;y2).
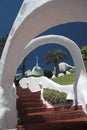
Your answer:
81;45;87;60
29;74;43;77
14;77;20;86
18;58;27;77
52;73;76;85
81;45;87;71
45;49;67;65
0;34;8;58
43;88;67;106
45;49;67;77
44;70;53;78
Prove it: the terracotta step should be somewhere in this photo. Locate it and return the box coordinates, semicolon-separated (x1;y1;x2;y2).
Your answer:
22;102;44;108
16;87;41;98
24;105;47;114
20;110;86;124
16;86;87;130
17;97;41;105
18;96;41;100
22;105;83;117
17;117;87;130
17;93;41;97
46;105;83;113
20;105;82;114
17;91;41;96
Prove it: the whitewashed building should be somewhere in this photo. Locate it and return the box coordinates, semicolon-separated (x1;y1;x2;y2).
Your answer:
32;57;43;75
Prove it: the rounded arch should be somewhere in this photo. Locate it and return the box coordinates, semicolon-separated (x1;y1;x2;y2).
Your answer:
0;0;87;87
0;1;87;128
20;35;86;81
19;35;87;113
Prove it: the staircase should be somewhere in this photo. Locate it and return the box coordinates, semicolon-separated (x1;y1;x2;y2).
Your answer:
16;86;87;130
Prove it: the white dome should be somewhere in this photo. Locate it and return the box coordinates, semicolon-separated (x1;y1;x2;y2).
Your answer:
32;65;43;75
32;57;43;75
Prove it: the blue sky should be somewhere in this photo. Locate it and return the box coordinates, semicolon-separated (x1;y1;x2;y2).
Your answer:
0;0;87;72
0;0;23;37
27;22;87;72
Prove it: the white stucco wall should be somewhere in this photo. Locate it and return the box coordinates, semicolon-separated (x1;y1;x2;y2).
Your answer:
0;0;87;87
19;35;87;114
0;0;87;129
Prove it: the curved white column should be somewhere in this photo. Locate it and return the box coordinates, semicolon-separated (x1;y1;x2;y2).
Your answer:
21;35;87;114
0;0;87;87
0;0;87;128
22;35;86;81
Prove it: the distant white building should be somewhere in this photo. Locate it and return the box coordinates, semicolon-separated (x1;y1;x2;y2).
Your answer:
59;62;75;74
16;57;43;78
52;62;75;77
25;69;32;76
32;57;43;75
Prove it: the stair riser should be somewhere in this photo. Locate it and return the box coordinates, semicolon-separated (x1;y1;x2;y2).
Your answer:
17;122;87;130
17;87;87;130
22;103;43;108
46;106;82;111
18;99;42;103
22;112;86;123
24;107;46;114
18;96;40;99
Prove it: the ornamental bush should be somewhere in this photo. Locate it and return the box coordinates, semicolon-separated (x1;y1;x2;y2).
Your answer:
44;70;53;78
43;88;72;106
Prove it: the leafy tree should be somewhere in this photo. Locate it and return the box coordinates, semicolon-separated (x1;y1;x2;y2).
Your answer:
45;49;67;77
22;58;27;77
0;34;8;58
81;45;87;71
44;70;53;78
18;57;27;77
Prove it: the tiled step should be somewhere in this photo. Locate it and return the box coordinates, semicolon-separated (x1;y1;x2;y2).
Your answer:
24;105;47;114
17;117;87;130
46;105;83;113
20;109;86;123
22;101;43;108
17;94;40;98
17;87;41;97
18;98;42;102
17;100;46;117
17;86;87;130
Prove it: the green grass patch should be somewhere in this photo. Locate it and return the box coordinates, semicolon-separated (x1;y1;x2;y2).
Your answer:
51;73;76;85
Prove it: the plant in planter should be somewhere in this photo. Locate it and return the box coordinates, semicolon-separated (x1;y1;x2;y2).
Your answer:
43;88;73;107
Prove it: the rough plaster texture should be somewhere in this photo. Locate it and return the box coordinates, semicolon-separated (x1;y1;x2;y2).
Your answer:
19;76;74;101
0;0;87;129
19;35;87;112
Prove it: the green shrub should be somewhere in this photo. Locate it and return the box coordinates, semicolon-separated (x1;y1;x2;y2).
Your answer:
44;70;53;78
43;88;68;106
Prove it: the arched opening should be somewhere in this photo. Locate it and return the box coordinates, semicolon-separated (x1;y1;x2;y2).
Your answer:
17;35;85;81
15;35;86;130
0;0;87;129
16;35;86;113
16;39;75;83
0;0;87;87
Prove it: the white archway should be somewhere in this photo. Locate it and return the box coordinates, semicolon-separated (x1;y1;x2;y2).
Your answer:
20;35;87;114
0;0;87;87
21;35;86;81
0;0;87;129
